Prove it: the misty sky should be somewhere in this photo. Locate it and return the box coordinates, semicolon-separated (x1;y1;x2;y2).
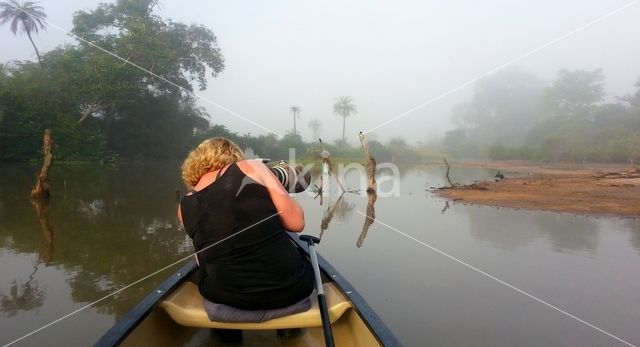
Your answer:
2;0;640;144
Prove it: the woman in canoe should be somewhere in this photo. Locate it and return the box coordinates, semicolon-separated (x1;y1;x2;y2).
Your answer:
178;137;314;329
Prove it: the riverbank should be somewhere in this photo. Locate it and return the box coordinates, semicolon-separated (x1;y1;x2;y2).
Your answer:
435;160;640;217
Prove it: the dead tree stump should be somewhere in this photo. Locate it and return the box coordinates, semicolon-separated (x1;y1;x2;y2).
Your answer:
30;129;55;200
319;138;346;193
443;157;454;187
358;132;377;193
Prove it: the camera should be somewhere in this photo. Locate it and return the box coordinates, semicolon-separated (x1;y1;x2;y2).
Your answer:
266;160;311;193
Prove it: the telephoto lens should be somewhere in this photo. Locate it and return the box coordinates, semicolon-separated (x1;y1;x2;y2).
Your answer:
269;161;311;193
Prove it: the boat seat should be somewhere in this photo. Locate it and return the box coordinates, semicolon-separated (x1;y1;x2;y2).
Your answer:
159;281;352;330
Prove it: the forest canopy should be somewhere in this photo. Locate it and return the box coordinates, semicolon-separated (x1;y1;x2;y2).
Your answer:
1;0;638;164
0;0;224;161
445;67;640;163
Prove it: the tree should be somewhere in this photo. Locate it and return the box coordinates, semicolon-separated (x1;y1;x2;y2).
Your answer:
308;118;322;140
443;128;467;148
333;96;357;142
289;105;300;135
541;69;605;119
72;0;224;92
622;79;640;107
0;0;47;65
0;60;112;161
450;67;544;146
619;78;640;128
0;0;225;161
69;0;225;158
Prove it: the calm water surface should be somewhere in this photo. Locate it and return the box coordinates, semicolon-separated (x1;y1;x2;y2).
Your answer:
1;163;639;346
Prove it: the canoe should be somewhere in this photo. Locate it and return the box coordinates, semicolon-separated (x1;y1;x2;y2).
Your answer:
95;233;402;346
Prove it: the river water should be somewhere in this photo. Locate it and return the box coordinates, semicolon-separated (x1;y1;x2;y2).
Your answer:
1;162;639;346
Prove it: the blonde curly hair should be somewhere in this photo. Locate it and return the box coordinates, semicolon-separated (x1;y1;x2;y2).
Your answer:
181;137;245;189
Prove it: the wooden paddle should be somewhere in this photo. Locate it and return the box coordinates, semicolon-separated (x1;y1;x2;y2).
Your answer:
299;235;335;347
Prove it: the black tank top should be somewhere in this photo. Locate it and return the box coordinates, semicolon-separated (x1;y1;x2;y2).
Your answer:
180;162;314;310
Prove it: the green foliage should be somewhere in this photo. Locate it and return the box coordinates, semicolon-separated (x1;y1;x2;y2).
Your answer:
0;0;47;64
0;62;112;161
0;0;224;162
72;0;224;91
443;128;467;148
449;67;640;163
489;126;640;163
541;69;605;119
289;106;301;135
322;140;362;159
277;132;305;158
0;1;46;35
333;96;357;141
451;67;544;147
308;118;322;140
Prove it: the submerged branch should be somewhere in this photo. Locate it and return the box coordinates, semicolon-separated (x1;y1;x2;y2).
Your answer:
319;138;346;193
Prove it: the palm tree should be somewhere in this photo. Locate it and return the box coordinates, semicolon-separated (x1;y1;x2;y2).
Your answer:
333;96;357;142
0;0;47;65
308;118;322;140
289;105;301;135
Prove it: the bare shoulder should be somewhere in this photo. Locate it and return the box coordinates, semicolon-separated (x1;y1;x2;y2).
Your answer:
236;160;288;194
236;160;269;184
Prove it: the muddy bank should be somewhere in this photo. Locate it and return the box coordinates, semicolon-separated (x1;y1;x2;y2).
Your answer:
435;161;640;217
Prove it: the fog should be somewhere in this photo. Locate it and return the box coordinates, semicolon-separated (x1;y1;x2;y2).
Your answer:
2;0;640;144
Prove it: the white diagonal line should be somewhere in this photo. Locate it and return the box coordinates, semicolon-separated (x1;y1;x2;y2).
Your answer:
357;211;637;347
363;0;639;135
2;212;281;347
4;2;281;137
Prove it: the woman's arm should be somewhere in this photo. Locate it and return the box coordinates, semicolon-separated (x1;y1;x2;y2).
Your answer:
237;160;305;232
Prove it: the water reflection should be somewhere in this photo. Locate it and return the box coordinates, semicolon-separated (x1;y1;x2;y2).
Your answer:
77;199;106;216
533;214;599;253
32;199;54;264
1;164;639;346
463;206;600;253
0;262;45;317
464;208;540;251
624;219;640;253
440;201;450;214
356;191;377;248
319;193;346;239
0;163;192;326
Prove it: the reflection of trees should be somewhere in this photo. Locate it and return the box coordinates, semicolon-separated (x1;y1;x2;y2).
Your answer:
319;193;345;239
356;192;377;248
466;208;540;251
623;220;640;254
0;262;45;317
77;199;106;216
318;193;355;239
533;214;599;253
65;263;183;317
333;197;355;220
465;207;600;253
0;163;193;320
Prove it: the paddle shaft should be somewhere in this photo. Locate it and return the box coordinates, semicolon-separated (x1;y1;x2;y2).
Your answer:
302;236;335;347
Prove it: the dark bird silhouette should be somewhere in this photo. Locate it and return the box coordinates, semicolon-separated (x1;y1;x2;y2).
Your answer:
495;171;504;181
